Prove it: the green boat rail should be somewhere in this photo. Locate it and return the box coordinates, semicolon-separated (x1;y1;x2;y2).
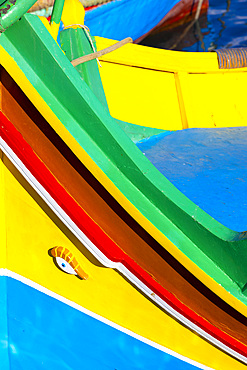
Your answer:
0;0;66;33
0;0;36;31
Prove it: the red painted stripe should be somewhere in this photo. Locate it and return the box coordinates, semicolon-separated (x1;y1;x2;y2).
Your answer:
0;111;246;358
85;4;102;11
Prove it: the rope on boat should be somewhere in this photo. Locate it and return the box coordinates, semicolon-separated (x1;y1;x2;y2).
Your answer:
29;0;113;12
215;48;247;69
70;36;133;66
80;0;113;6
29;0;54;12
194;0;204;21
64;24;103;66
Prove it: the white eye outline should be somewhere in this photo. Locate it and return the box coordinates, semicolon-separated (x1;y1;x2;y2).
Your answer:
55;257;77;275
50;246;88;280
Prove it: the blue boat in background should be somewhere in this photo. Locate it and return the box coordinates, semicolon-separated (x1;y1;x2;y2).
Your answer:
84;0;182;41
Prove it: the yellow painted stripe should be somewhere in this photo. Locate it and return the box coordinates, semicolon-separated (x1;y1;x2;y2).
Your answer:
0;45;246;317
95;36;247;74
49;21;60;41
64;248;71;260
0;154;7;268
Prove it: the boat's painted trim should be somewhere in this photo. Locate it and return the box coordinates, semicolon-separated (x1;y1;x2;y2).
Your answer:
95;36;247;73
1;114;247;363
1;13;247;318
2;140;244;370
3;71;247;357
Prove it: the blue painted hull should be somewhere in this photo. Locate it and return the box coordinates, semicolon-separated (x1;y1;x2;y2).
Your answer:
0;275;200;369
84;0;180;41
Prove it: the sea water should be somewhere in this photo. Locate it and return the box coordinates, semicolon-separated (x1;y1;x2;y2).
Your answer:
141;0;247;52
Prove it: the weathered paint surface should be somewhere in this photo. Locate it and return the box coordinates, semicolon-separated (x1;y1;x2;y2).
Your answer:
0;0;36;31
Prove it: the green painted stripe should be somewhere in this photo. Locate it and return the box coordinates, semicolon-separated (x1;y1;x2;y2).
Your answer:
50;0;64;27
2;14;247;305
0;0;36;31
116;119;169;143
60;27;109;110
59;28;166;143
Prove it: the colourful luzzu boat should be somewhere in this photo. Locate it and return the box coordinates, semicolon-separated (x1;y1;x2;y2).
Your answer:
0;0;247;368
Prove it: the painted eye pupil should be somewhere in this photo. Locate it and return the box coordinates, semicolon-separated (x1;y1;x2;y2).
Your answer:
54;256;79;276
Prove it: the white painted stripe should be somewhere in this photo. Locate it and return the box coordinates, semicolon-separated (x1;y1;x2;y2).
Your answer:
0;268;212;370
0;137;246;365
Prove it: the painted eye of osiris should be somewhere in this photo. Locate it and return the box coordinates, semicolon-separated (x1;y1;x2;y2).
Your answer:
50;247;88;280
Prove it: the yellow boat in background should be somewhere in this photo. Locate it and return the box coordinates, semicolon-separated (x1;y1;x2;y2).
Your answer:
96;36;247;131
